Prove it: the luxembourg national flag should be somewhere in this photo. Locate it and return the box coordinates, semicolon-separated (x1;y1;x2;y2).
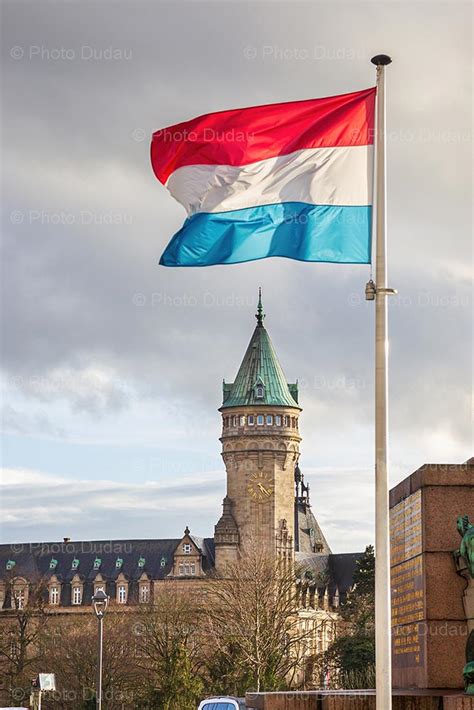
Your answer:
151;87;376;267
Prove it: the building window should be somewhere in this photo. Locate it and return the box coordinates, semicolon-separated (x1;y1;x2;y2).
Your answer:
257;415;264;426
190;563;196;575
117;585;127;604
275;415;282;426
72;586;82;605
232;415;237;427
284;415;290;426
292;417;297;428
248;415;254;426
178;563;184;575
139;584;150;603
49;586;60;605
266;415;273;425
239;415;245;426
13;589;25;609
183;543;192;554
255;384;264;399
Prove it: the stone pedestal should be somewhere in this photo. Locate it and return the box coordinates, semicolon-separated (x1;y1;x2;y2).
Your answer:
246;690;474;710
389;459;474;689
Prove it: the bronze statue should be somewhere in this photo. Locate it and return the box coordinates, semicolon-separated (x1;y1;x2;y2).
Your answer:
455;515;474;578
454;515;474;695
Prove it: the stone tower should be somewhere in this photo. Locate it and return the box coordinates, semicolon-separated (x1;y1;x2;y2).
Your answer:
214;291;301;571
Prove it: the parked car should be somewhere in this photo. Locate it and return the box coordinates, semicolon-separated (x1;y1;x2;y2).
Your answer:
198;697;247;710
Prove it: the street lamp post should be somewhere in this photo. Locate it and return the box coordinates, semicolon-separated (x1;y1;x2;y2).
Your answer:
92;589;109;710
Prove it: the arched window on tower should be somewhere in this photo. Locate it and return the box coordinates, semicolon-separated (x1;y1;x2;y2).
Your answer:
254;379;265;400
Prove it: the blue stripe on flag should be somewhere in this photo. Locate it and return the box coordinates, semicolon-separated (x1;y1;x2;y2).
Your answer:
159;202;371;267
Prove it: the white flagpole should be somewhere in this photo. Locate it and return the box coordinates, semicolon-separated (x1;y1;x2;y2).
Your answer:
370;53;394;710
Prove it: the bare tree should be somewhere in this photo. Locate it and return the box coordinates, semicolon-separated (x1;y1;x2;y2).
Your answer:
134;581;205;710
0;576;49;706
204;549;312;694
43;612;140;709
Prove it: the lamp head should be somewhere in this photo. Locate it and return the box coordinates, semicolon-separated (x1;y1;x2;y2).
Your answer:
92;588;109;618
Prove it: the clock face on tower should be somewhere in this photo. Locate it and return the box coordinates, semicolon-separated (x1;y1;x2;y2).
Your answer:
247;471;274;503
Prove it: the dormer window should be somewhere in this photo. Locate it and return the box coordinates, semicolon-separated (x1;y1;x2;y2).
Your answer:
255;383;264;399
93;557;101;570
115;558;123;569
140;584;150;603
182;543;192;554
49;558;58;570
71;558;80;570
13;588;26;609
72;585;82;605
6;560;15;571
160;556;166;568
138;556;146;568
49;585;60;605
179;562;196;576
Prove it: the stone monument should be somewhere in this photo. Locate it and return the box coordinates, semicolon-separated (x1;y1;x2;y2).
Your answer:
390;457;474;689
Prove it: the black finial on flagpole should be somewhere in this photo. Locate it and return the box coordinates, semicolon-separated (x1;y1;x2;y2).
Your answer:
371;54;392;66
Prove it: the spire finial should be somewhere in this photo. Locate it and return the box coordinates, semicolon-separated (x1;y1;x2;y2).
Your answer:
256;287;265;326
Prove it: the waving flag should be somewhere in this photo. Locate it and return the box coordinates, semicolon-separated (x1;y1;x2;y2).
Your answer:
151;87;375;267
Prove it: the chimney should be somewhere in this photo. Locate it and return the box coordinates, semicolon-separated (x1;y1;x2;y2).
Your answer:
63;537;71;543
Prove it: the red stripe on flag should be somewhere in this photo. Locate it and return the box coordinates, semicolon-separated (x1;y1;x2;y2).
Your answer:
151;87;375;184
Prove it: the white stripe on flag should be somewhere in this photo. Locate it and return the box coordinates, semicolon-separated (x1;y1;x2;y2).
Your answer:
166;144;373;215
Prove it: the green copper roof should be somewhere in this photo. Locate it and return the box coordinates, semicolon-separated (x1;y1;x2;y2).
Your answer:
222;291;299;409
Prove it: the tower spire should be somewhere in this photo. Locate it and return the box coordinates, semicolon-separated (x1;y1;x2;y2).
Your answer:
256;287;265;326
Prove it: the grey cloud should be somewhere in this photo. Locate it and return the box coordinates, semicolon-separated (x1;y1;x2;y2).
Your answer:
1;0;471;546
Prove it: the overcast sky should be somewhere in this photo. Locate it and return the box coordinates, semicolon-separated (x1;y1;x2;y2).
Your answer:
1;0;472;553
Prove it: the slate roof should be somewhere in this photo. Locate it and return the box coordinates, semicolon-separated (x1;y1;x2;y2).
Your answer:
328;552;363;599
0;537;216;585
222;298;299;409
295;552;329;580
295;551;364;603
296;503;332;555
